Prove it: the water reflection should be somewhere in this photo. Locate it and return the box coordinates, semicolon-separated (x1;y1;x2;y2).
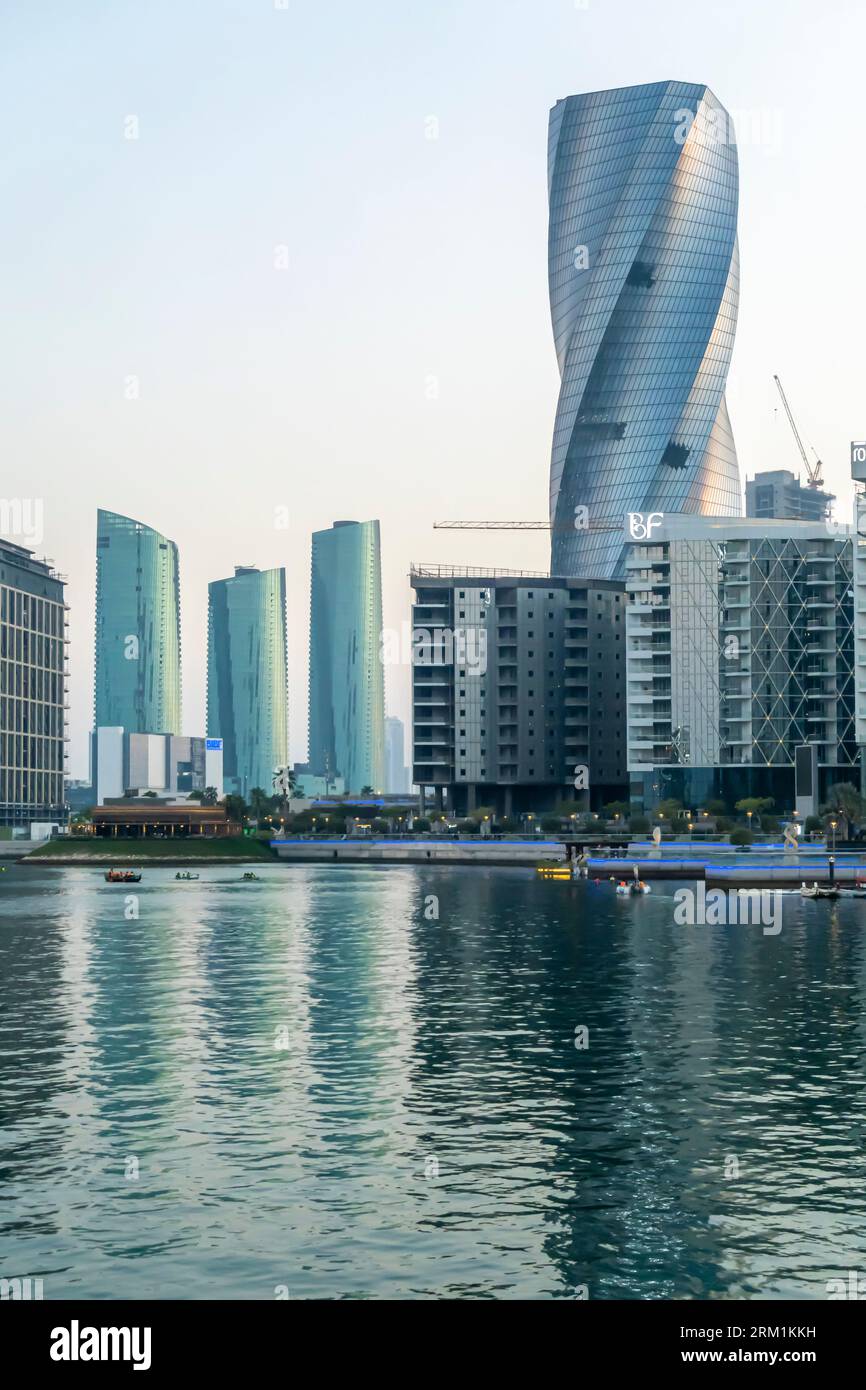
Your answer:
1;864;865;1298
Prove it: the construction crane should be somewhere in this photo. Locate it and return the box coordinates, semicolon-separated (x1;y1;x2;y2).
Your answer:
434;521;549;530
433;520;623;532
773;375;825;490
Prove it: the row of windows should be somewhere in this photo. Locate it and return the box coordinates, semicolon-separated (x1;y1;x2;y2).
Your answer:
0;627;65;671
0;586;64;634
0;698;66;736
0;733;65;772
0;768;65;806
0;667;65;703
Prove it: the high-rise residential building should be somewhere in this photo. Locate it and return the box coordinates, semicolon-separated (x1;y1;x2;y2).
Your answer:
207;565;288;800
410;565;626;816
745;470;834;523
624;515;856;809
0;539;68;829
385;715;410;793
94;509;181;734
308;521;385;793
548;81;742;580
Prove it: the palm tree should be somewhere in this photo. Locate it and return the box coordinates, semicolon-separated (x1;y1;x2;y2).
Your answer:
360;785;375;797
249;787;271;826
822;782;864;840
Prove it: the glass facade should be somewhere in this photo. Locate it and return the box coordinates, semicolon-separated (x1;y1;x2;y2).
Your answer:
548;80;742;579
309;521;385;794
207;566;288;800
94;509;181;734
0;540;67;826
624;517;857;808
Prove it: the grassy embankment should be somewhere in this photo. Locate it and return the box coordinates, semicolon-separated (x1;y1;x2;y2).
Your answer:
26;836;277;864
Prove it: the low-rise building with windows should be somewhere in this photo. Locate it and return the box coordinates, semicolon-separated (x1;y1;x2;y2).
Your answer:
410;565;627;816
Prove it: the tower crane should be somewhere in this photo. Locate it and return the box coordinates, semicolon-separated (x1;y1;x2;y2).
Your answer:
432;520;623;532
773;375;825;490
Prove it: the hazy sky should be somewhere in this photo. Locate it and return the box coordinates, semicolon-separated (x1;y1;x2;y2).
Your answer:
3;0;864;779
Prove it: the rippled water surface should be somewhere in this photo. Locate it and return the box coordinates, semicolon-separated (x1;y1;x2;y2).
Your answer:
2;861;866;1299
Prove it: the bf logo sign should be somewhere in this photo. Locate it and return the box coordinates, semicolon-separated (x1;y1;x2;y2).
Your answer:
627;511;664;540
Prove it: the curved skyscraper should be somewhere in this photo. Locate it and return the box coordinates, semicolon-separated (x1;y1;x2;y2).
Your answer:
207;566;288;799
94;509;181;733
548;80;742;579
309;521;385;793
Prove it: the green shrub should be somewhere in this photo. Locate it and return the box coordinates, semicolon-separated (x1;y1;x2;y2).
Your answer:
413;818;431;832
629;814;650;834
730;827;753;846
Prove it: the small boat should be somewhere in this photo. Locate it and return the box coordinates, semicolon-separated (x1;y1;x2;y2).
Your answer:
104;869;141;884
175;872;200;881
241;872;261;882
800;882;839;900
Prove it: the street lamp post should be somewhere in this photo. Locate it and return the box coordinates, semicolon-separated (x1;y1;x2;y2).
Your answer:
829;818;838;886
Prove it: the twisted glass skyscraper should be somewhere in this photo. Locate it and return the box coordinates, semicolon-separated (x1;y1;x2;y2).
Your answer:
207;566;288;800
94;509;181;733
548;80;742;579
308;521;385;793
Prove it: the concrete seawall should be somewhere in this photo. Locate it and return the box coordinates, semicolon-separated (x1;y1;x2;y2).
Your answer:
271;839;567;866
588;858;866;888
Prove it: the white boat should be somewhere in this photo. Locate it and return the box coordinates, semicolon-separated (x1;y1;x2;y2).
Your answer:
800;882;839;900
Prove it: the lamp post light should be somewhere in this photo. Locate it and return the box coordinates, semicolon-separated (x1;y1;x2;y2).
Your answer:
828;818;838;886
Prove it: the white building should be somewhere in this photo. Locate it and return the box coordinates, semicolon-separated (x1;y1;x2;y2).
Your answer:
94;729;223;805
624;514;856;810
385;716;410;794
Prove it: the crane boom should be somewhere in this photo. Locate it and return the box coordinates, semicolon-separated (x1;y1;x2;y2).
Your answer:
773;375;824;488
433;520;624;533
433;521;549;530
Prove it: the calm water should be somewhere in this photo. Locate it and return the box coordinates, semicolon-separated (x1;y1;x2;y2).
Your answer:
2;861;866;1300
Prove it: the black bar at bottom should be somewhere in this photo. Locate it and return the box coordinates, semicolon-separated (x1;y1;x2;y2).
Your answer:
2;1296;860;1375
